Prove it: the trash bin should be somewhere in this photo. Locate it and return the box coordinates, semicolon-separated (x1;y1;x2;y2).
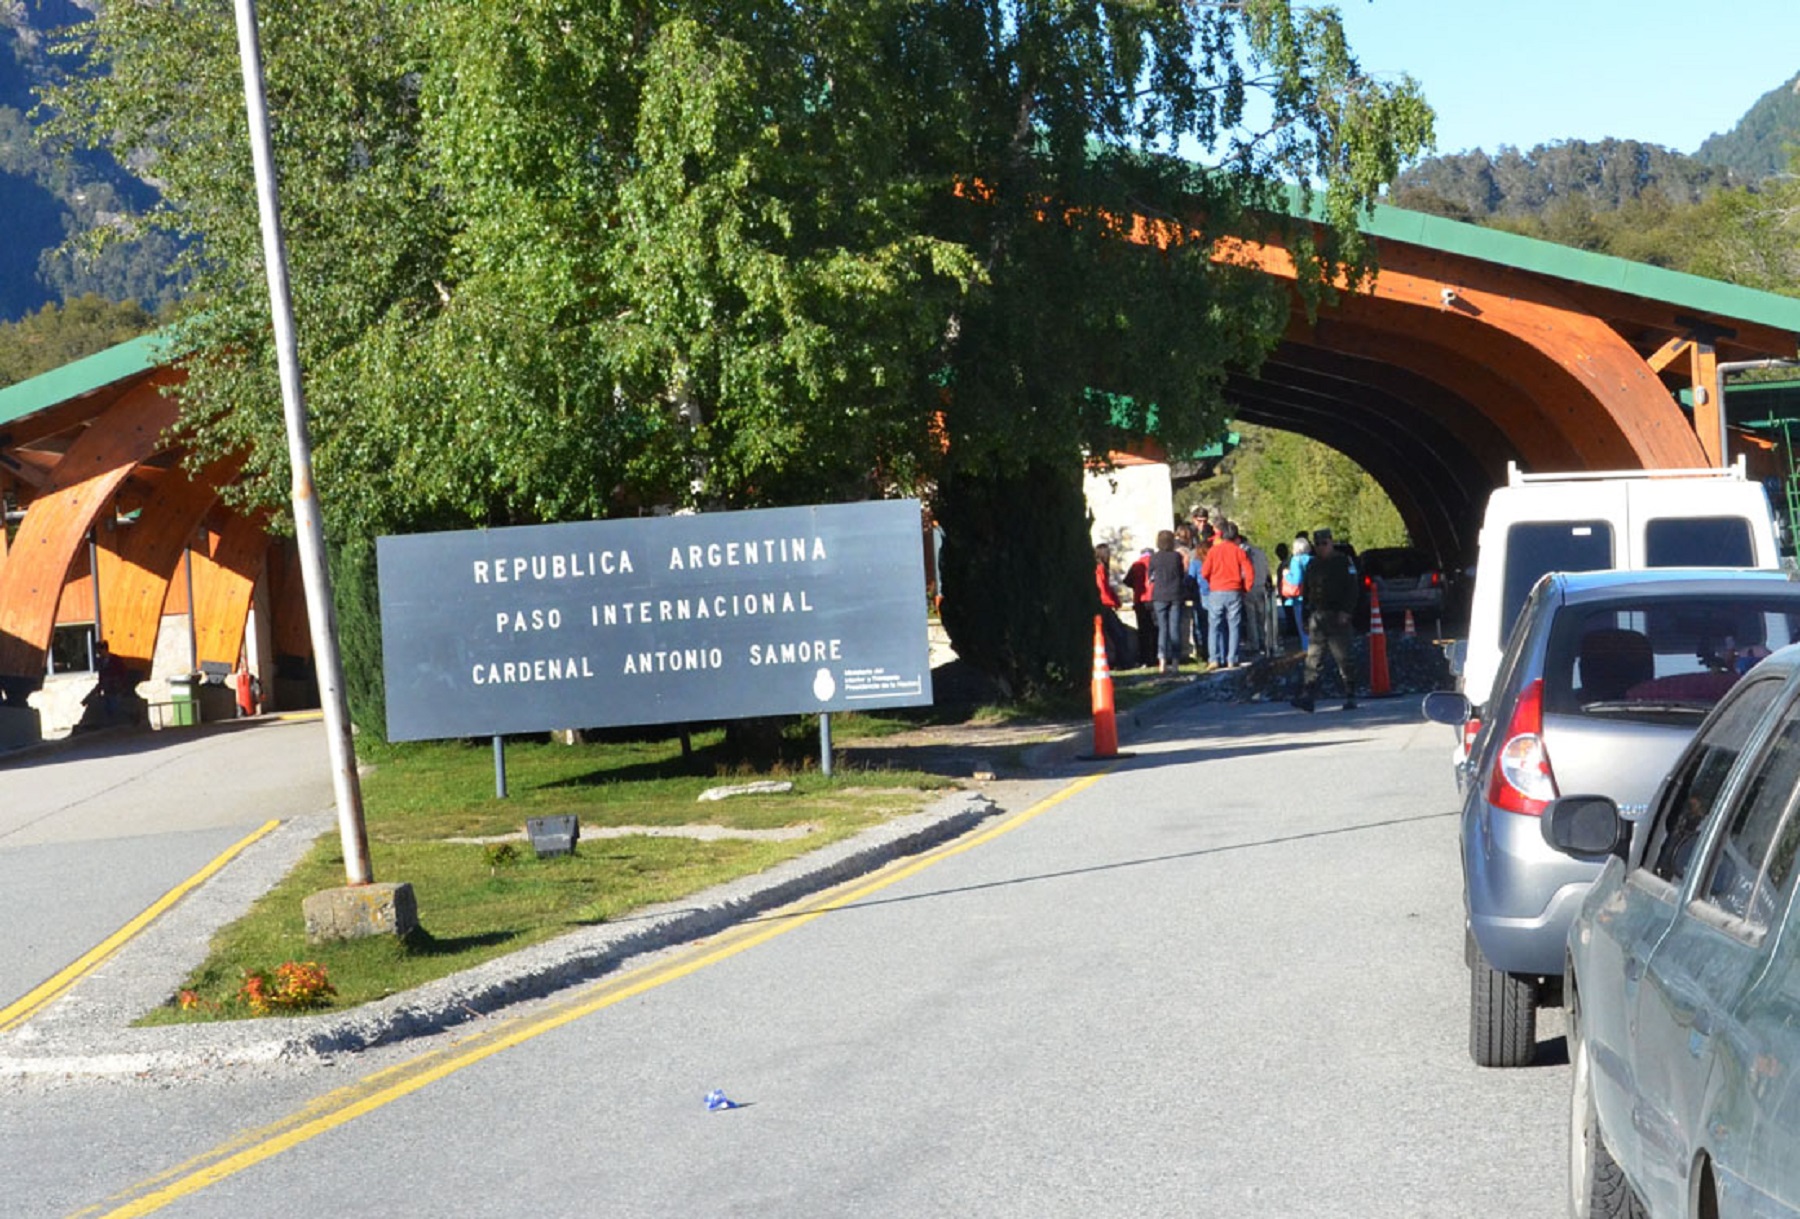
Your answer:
168;674;198;727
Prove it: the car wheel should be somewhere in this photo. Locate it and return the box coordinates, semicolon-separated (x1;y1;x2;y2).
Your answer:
1470;938;1536;1067
1569;997;1645;1218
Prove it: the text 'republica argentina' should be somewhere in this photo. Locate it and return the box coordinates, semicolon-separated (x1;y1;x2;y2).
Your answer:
468;533;838;685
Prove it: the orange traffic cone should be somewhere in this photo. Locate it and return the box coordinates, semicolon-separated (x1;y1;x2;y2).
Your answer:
1367;585;1391;697
1089;616;1119;758
1403;609;1417;639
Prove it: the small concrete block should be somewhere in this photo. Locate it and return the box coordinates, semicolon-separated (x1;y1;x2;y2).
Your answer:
525;815;579;858
303;882;419;944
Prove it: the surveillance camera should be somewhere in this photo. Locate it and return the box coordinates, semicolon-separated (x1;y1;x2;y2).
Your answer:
1440;287;1458;307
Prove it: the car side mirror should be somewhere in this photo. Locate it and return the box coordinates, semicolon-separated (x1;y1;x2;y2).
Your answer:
1543;795;1630;858
1420;690;1471;726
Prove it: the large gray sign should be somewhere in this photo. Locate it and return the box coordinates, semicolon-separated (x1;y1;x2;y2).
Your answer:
377;500;934;741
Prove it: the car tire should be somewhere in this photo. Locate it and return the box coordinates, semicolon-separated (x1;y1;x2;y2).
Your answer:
1470;938;1536;1067
1569;995;1645;1219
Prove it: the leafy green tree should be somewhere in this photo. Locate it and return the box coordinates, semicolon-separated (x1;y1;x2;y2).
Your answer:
42;0;1431;701
1188;422;1406;553
1681;159;1800;295
0;293;157;388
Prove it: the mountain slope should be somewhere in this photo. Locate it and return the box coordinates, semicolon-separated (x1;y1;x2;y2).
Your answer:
1696;72;1800;182
0;0;180;323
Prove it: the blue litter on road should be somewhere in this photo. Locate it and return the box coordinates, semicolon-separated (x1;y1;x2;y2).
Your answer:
704;1089;739;1111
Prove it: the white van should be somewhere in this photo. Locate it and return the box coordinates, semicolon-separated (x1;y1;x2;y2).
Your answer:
1458;459;1781;714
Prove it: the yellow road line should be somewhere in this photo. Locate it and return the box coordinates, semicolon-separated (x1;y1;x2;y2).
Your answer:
81;771;1110;1219
0;819;282;1035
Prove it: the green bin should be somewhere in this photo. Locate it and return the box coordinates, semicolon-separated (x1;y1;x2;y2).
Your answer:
167;675;198;727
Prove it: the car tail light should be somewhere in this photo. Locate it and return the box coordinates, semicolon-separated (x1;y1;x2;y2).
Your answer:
1461;715;1481;759
1485;678;1557;816
1429;571;1442;587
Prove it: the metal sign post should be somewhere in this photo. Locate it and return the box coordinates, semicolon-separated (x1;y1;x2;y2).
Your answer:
232;0;372;885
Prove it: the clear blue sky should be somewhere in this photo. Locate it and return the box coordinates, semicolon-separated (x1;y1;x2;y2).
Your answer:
1333;0;1799;156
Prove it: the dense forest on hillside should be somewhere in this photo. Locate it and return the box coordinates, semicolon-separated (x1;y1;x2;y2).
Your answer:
1385;73;1800;296
0;8;1790;574
0;0;181;324
1698;73;1800;182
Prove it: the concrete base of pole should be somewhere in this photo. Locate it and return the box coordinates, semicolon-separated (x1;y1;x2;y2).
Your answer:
302;882;418;944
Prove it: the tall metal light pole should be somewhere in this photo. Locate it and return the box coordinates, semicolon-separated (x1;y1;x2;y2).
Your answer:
232;0;373;885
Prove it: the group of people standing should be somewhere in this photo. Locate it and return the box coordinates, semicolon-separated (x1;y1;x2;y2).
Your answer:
1093;513;1364;710
1093;507;1272;674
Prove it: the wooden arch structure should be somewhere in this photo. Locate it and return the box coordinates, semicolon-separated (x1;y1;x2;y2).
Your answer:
2;204;1798;742
1190;207;1800;569
0;335;312;740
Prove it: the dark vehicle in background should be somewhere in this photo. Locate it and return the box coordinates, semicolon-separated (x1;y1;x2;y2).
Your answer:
1423;568;1800;1068
1359;546;1447;635
1553;641;1800;1219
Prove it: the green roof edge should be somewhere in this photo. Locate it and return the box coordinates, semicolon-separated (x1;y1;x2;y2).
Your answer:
1355;198;1800;338
0;329;174;430
1277;184;1800;337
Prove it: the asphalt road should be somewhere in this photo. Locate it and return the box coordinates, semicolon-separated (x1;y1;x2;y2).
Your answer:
3;698;1570;1218
0;719;334;1010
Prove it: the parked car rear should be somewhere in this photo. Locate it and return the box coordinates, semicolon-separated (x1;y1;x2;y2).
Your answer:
1552;640;1800;1219
1423;567;1800;1068
1358;546;1446;635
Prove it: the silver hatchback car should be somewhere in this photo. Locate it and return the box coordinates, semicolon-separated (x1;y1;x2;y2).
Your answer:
1551;640;1800;1219
1425;567;1800;1068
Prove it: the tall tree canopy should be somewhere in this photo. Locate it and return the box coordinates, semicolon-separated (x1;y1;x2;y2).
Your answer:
42;0;1430;693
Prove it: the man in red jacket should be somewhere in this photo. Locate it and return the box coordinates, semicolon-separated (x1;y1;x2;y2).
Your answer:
1122;547;1156;668
1093;543;1135;669
1200;521;1256;668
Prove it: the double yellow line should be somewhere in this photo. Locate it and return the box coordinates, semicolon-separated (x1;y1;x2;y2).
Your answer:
78;770;1110;1218
0;819;282;1035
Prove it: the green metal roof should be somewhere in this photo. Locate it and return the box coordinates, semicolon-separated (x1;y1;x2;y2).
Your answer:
1360;201;1800;337
1724;378;1800;425
0;329;171;431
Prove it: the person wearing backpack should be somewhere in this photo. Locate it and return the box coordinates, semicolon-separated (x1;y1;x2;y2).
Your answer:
1292;529;1358;712
1281;534;1312;652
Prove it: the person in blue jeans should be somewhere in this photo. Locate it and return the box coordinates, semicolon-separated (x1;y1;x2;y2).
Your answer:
1283;533;1313;652
1200;521;1255;667
1147;530;1187;675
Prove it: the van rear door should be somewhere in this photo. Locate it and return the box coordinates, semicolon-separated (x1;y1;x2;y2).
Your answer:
1627;477;1777;571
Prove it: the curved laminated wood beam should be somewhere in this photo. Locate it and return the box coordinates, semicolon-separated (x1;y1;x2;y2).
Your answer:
190;510;270;670
267;540;313;663
1223;375;1456;562
91;456;239;667
1264;341;1516;485
0;377;181;678
1228;358;1491;563
1219;236;1709;470
1292;316;1585;471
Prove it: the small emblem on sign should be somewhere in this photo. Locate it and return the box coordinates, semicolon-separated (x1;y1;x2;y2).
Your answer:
812;668;837;702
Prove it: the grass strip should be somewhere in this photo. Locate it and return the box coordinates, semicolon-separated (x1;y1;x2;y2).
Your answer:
143;729;952;1023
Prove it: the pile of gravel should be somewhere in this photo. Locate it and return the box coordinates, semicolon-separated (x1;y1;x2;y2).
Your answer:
1193;635;1454;704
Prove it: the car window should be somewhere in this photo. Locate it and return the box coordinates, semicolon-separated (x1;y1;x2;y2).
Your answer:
1644;516;1755;568
1475;575;1551;724
1697;701;1800;927
1501;521;1613;640
1541;594;1800;723
1644;676;1786;887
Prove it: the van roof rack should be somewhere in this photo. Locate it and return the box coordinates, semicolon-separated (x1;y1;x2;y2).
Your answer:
1507;456;1748;485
